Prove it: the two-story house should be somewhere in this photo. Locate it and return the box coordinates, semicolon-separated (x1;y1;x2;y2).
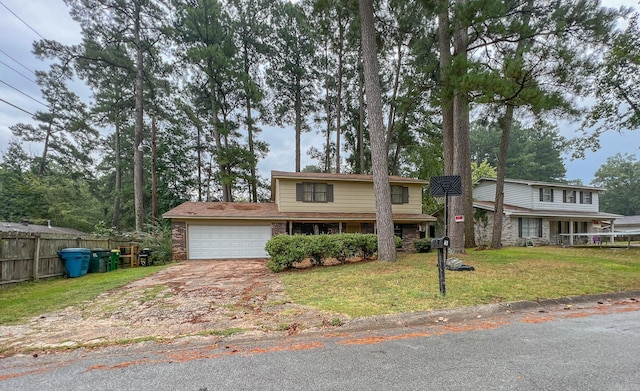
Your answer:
163;171;436;260
472;178;621;247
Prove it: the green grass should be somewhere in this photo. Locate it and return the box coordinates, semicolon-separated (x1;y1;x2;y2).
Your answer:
280;247;640;318
0;265;170;324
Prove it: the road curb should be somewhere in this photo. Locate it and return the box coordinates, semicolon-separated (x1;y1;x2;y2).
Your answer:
338;290;640;333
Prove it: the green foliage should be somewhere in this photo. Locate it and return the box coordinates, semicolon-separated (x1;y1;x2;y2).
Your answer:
264;234;381;272
470;120;567;182
471;159;497;182
137;223;174;264
413;238;431;253
592;153;640;215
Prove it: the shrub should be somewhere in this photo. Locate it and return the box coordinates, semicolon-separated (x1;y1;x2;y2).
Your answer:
264;233;382;272
413;238;431;253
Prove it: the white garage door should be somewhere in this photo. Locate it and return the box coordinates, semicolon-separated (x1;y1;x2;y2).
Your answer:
188;224;271;259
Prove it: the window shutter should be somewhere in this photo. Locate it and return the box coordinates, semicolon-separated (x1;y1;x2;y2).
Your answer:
538;218;543;237
326;184;334;202
563;190;567;203
551;189;554;202
518;218;522;237
589;192;592;204
580;191;583;204
296;183;303;201
402;187;409;203
539;188;543;201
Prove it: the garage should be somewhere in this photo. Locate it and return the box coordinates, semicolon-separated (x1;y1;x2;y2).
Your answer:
187;224;272;259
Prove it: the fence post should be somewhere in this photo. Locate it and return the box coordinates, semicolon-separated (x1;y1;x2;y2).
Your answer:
33;235;41;281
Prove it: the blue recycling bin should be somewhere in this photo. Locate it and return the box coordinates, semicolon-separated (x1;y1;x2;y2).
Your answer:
59;248;91;278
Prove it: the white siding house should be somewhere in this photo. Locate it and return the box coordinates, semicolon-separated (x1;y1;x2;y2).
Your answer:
473;178;620;247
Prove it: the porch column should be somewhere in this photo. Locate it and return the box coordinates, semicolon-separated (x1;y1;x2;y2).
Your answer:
288;220;292;235
569;219;574;246
610;219;615;244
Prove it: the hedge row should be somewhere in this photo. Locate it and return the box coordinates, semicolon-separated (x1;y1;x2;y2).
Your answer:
265;233;398;272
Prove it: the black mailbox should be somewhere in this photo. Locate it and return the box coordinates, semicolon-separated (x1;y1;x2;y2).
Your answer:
431;236;450;249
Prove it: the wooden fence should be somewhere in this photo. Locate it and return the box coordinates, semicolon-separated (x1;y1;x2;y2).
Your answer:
0;232;142;285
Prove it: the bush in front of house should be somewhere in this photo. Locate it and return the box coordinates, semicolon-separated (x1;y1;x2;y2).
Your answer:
413;238;431;253
265;233;386;272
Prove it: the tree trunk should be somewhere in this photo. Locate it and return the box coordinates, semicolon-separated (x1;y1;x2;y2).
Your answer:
151;115;158;224
112;118;122;231
295;75;302;172
492;0;533;249
324;40;332;172
359;0;396;262
133;5;145;232
491;108;512;249
243;46;258;203
385;37;403;158
358;55;365;174
336;21;344;174
438;0;454;176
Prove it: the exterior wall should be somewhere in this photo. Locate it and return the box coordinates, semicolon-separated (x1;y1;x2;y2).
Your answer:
400;225;420;253
532;187;599;212
276;178;422;214
473;211;551;247
474;180;601;212
271;222;286;236
171;221;187;261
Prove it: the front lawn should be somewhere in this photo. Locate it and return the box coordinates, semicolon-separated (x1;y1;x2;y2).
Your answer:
280;247;640;318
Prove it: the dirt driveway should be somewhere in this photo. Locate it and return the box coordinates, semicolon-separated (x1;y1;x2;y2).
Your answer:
0;260;346;355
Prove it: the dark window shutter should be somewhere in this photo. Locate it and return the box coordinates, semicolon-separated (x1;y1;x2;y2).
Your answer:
563;190;567;203
589;192;593;204
580;191;583;204
518;218;522;237
296;183;303;201
538;218;543;237
402;187;409;203
539;188;543;201
551;189;554;202
326;184;334;202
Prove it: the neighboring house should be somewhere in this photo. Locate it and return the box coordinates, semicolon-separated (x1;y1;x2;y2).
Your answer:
163;170;436;260
613;216;640;240
0;220;87;235
472;178;621;247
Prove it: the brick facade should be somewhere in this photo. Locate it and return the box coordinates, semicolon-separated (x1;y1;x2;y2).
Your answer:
400;224;420;253
171;221;187;261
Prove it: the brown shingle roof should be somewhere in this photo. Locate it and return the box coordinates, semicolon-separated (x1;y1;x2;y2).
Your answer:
163;202;436;222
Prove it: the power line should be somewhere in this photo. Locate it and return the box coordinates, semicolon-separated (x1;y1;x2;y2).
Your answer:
0;59;37;84
0;1;46;40
0;79;48;108
0;97;35;117
0;49;37;75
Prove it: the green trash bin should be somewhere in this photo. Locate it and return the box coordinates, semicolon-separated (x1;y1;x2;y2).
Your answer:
90;249;110;273
109;250;120;271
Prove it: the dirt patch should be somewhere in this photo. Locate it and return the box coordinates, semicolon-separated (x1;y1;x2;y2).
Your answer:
0;260;347;355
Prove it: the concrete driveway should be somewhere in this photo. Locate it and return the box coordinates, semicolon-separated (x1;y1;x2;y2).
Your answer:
0;260;345;356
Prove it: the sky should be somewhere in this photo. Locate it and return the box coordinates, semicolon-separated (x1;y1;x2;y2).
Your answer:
0;0;639;185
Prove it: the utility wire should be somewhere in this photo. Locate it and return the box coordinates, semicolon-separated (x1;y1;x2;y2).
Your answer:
0;49;37;75
0;79;48;108
0;1;46;40
0;97;35;116
0;59;37;84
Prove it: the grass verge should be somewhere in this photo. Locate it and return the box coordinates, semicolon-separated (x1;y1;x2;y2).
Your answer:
0;265;170;324
280;247;640;318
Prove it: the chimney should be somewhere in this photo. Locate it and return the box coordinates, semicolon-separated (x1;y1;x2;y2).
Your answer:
48;220;52;228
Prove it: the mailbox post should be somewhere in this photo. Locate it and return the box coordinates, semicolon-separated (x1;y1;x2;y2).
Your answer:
431;236;450;295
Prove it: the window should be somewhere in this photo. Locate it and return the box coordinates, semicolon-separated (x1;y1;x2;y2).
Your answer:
518;218;542;238
391;185;409;204
296;183;333;203
563;190;576;203
580;191;592;204
539;188;554;202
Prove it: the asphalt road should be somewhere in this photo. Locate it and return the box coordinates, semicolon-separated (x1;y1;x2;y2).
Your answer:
2;301;639;391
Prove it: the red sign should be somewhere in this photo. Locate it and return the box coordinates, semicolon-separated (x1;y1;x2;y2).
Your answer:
455;215;464;222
